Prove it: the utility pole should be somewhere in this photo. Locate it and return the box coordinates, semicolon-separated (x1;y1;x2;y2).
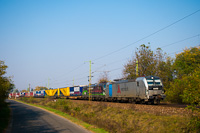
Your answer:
85;60;92;101
73;78;74;86
29;84;30;92
136;60;138;77
48;78;49;89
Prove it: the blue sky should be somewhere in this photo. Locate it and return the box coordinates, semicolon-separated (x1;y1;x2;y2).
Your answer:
0;0;200;90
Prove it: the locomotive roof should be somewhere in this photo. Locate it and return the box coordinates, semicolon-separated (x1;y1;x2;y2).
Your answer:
145;76;160;79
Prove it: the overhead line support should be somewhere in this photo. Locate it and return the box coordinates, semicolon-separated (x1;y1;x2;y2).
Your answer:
85;60;92;101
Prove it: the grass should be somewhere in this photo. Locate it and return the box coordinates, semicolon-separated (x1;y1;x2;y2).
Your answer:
0;102;10;133
17;97;200;133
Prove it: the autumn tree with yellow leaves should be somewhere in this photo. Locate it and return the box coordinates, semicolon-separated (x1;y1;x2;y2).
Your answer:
166;47;200;105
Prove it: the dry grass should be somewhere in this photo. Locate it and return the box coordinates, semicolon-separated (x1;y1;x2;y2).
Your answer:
19;97;200;133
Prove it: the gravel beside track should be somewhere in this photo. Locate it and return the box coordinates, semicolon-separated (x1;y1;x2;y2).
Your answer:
26;98;198;116
70;100;196;116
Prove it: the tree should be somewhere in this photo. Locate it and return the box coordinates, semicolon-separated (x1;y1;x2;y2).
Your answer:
34;86;48;91
123;44;174;96
181;69;200;106
173;47;200;78
21;90;28;93
123;44;156;79
0;61;14;104
123;44;173;87
98;72;109;83
12;89;19;93
156;57;174;90
166;47;200;104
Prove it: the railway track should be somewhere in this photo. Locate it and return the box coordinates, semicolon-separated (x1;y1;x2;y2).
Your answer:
18;97;198;116
32;97;188;108
68;99;194;116
70;99;188;108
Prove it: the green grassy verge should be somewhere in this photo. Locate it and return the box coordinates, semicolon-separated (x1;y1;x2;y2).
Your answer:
16;99;107;133
17;97;200;133
0;102;10;133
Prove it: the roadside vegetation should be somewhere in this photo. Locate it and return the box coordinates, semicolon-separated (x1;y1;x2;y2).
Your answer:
123;45;200;132
123;45;200;119
0;60;14;132
123;45;200;106
0;102;10;132
18;97;200;133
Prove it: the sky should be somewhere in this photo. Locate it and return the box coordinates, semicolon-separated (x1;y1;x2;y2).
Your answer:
0;0;200;90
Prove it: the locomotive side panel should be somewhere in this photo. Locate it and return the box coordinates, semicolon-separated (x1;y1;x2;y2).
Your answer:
112;82;137;98
127;82;137;97
137;80;147;99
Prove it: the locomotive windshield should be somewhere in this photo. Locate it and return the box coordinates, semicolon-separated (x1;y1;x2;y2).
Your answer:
146;76;163;86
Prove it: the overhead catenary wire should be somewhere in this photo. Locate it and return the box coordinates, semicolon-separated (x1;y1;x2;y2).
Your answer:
52;63;85;80
92;9;200;62
92;36;200;84
93;34;200;72
168;44;200;55
33;9;200;88
159;34;200;49
49;35;200;88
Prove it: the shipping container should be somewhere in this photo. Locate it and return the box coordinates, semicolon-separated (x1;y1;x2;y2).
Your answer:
19;92;25;97
60;87;70;96
45;89;57;97
70;86;83;97
29;92;33;97
74;87;80;92
25;92;29;97
34;90;46;97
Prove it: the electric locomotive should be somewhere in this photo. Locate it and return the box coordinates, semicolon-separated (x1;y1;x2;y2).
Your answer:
105;76;165;104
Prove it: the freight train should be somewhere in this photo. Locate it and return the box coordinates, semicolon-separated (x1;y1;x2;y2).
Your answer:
9;76;166;104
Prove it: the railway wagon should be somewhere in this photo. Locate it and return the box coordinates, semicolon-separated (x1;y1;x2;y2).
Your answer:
45;87;83;98
25;92;34;97
91;83;106;101
105;76;165;104
9;93;12;98
29;92;34;97
45;87;70;98
68;86;83;99
19;92;25;97
34;90;46;98
45;89;58;98
9;92;19;98
82;83;106;100
59;87;70;97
